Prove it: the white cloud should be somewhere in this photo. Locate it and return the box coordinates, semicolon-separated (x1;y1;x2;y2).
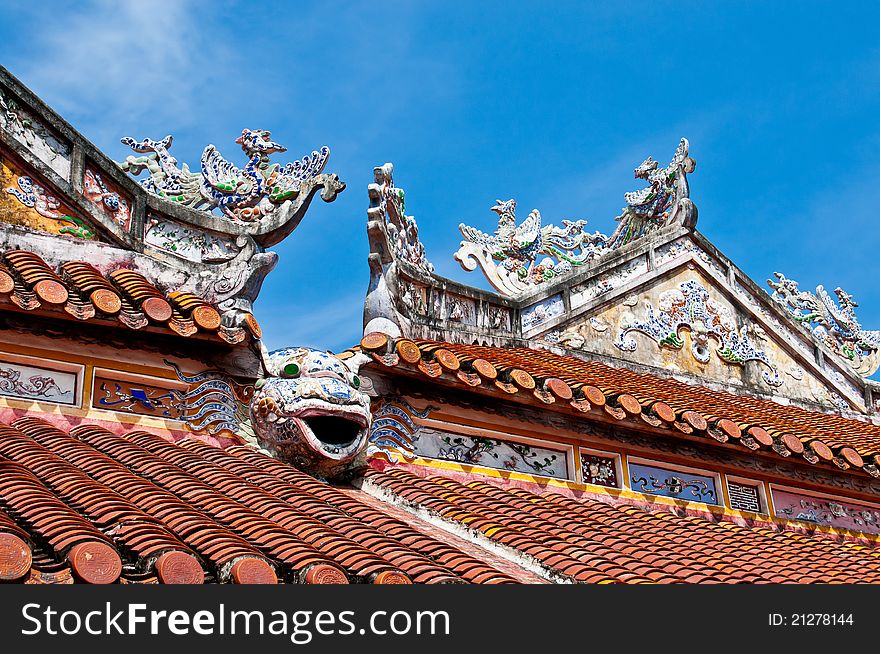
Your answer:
8;0;238;144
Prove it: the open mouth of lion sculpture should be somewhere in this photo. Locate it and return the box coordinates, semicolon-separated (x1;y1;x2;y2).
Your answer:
254;395;370;460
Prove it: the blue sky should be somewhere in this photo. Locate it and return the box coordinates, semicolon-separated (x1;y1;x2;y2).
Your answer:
1;1;878;355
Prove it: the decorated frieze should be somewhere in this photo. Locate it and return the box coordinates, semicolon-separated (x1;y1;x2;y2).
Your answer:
539;267;864;409
655;236;727;279
569;256;648;309
0;87;71;179
92;374;184;419
434;390;880;496
2;157;95;239
446;295;477;326
487;305;511;331
413;427;569;479
628;461;719;504
118;131;342;223
580;450;620;488
771;487;880;535
768;273;880;377
615;279;782;387
83;167;131;232
0;361;77;405
145;215;241;263
400;280;428;317
522;293;564;331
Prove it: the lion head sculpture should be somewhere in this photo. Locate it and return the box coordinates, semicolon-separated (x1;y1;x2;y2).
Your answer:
251;347;371;479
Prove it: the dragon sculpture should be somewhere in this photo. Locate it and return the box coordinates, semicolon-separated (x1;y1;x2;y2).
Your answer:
768;273;880;377
454;139;696;296
455;199;609;296
117;129;343;222
367;163;433;273
250;347;372;479
607;137;697;248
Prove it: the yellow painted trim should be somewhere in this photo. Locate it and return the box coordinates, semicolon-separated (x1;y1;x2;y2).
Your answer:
82;363;94;411
405;456;880;543
620;454;630;491
764;480;776;516
0;395;185;430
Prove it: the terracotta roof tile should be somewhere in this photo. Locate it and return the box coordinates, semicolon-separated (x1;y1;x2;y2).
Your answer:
0;417;519;584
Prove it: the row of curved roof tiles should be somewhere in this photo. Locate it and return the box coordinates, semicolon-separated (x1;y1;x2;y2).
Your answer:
349;333;880;478
0;418;515;584
366;467;880;583
0;249;259;343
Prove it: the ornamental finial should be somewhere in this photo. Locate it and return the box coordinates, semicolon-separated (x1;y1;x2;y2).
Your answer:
117;129;343;222
768;272;880;377
454;138;697;296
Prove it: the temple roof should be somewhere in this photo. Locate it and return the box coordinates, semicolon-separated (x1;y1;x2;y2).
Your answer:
0;65;342;358
362;153;880;417
349;335;880;478
2;414;879;584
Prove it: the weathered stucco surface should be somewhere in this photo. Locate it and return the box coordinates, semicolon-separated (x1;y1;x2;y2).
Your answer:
547;266;854;411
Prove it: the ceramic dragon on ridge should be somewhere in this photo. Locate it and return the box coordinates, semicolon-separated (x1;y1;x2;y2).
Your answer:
455;199;609;296
455;139;697;296
250;347;372;480
768;273;880;377
608;137;697;248
609;138;697;247
117;129;343;222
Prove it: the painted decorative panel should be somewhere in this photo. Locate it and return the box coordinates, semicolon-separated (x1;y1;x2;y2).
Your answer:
414;427;569;479
0;87;71;179
628;461;719;504
145;215;240;263
655;237;726;278
522;293;564;331
0;360;77;405
771;488;880;535
727;480;762;513
541;267;854;409
399;280;427;316
1;156;95;239
580;451;619;488
487;305;511;331
83;167;131;232
166;361;252;437
93;375;184;419
367;398;433;463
